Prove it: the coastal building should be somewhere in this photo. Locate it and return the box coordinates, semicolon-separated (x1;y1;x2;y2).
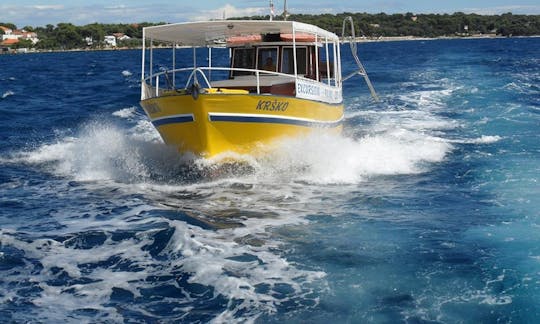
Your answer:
84;36;93;46
0;26;13;36
14;30;39;44
1;39;19;46
0;26;39;45
103;33;131;47
113;33;131;41
104;35;117;47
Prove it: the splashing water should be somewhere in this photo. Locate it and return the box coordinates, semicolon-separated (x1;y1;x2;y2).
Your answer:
1;39;538;323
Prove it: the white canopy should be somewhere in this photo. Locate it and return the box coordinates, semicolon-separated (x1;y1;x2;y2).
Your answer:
143;20;339;46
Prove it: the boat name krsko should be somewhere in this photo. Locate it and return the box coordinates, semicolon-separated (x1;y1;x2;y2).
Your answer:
256;99;289;112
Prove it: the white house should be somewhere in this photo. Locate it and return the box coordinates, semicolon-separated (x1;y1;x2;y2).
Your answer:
84;36;93;46
104;35;117;47
1;26;39;45
113;33;131;41
0;26;13;36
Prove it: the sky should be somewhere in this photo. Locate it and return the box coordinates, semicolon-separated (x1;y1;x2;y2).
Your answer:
1;0;539;28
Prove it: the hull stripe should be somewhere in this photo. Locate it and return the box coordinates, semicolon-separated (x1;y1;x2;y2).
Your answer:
151;114;195;127
208;112;343;128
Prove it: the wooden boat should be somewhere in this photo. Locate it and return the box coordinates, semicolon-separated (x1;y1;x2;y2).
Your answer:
139;19;376;157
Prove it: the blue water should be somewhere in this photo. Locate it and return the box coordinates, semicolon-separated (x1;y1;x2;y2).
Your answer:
1;37;539;323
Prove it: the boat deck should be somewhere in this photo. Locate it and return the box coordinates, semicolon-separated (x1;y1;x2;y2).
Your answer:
211;75;293;88
211;75;296;96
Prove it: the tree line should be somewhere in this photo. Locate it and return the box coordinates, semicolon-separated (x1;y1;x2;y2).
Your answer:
1;12;539;50
0;22;163;50
239;12;540;38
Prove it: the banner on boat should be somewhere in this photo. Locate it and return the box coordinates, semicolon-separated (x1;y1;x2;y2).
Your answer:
296;78;342;104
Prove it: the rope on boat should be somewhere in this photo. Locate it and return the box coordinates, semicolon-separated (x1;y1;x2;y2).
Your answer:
342;16;380;101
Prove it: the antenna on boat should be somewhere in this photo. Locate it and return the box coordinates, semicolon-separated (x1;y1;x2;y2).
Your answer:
269;0;275;21
342;16;379;101
283;0;289;21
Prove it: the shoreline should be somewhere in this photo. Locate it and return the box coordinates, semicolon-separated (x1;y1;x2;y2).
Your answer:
2;35;539;55
352;34;540;42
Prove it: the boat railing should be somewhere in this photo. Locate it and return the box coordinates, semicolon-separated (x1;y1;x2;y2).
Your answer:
142;66;305;99
341;16;379;101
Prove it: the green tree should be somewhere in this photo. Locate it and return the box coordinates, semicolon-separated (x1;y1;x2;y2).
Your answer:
12;38;33;49
0;22;17;30
4;12;539;51
55;23;84;49
80;23;105;48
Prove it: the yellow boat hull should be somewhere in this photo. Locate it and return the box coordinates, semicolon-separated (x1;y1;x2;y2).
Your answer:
140;91;343;157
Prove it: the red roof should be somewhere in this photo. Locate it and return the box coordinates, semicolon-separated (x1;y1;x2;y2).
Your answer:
1;38;19;45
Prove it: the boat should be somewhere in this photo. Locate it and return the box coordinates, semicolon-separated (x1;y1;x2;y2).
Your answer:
139;17;377;158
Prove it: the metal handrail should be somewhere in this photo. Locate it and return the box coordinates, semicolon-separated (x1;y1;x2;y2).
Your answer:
342;16;379;101
143;66;309;96
185;68;213;89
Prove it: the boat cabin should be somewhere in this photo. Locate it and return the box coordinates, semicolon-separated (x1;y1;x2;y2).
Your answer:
227;33;333;79
208;32;335;96
141;21;343;104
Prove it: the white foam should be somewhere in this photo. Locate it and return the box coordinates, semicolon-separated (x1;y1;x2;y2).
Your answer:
112;106;138;118
3;108;452;186
127;119;162;142
468;135;502;144
480;295;513;305
121;70;133;77
447;135;502;144
163;219;325;321
0;229;152;321
112;106;162;142
256;130;451;184
0;82;464;322
2;90;14;99
0;205;325;323
367;111;459;134
396;85;457;111
11;123;154;182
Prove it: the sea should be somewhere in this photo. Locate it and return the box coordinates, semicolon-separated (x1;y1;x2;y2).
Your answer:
0;37;539;323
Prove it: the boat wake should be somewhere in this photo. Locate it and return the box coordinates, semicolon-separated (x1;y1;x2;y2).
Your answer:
0;213;324;322
3;98;459;186
0;93;499;322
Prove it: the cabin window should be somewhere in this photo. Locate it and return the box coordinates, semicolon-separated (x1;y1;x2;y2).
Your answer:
281;46;308;75
318;45;335;81
257;47;278;72
231;48;255;77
